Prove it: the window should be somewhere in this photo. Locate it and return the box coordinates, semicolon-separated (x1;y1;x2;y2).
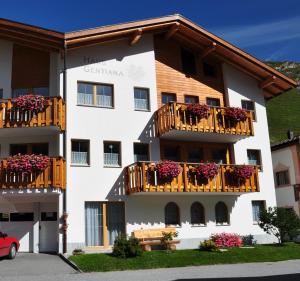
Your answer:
104;141;121;167
134;143;149;162
134;88;150;111
71;140;89;165
212;149;227;164
206;97;220;107
242;100;256;121
184;95;199;104
162;93;176;105
191;202;205;225
0;213;9;222
181;48;196;75
203;62;216;78
247;149;261;166
294;185;300;202
0;89;3;99
10;212;34;222
275;170;290;186
163;146;180;161
252;201;265;223
187;147;203;163
10;143;49;156
215;202;229;225
41;212;57;221
12;87;49;98
165;202;180;226
77;82;114;108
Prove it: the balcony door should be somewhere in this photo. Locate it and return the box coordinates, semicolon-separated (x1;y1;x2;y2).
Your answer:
10;143;49;156
85;202;125;248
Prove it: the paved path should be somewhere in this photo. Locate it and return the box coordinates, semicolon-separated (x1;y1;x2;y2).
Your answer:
0;256;300;281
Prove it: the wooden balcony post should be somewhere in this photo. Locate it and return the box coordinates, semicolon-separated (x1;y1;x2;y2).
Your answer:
183;163;189;192
142;162;147;192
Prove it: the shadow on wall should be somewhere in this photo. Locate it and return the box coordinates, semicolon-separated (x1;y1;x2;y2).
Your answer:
173;274;300;281
106;171;126;201
138;112;157;142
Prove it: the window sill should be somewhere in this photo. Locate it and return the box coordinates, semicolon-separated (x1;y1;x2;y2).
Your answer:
104;165;122;168
70;164;90;167
191;224;206;227
77;104;114;109
134;109;151;112
216;223;230;226
166;224;181;228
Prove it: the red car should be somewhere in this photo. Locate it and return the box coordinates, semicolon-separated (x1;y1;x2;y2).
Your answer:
0;231;19;259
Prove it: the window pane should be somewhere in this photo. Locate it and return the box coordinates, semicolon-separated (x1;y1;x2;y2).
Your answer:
242;100;256;121
104;142;121;166
247;150;261;166
252;201;265;222
184;95;199;104
107;202;125;245
71;140;89;164
162;93;176;104
163;146;180;161
12;88;29;98
134;88;149;110
10;144;27;155
181;48;196;75
215;202;228;224
85;202;103;246
165;202;180;226
96;84;113;107
191;202;205;225
32;143;49;155
0;213;9;222
10;213;34;221
212;149;226;164
78;83;93;105
134;143;149;162
0;89;3;99
33;87;49;96
276;170;290;186
187;148;203;163
206;98;220;107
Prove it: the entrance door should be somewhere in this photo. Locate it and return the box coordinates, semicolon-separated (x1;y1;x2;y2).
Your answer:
85;202;103;246
39;212;57;253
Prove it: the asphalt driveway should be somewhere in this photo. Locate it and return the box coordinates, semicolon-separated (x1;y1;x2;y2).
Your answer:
0;253;76;278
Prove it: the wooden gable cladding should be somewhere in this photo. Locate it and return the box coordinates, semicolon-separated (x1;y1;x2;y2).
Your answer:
154;35;225;108
11;44;50;89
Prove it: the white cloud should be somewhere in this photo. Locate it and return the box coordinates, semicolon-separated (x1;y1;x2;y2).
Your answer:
212;17;300;48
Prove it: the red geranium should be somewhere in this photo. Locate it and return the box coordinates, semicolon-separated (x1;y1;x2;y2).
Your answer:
196;163;219;180
13;94;46;113
210;233;243;248
156;160;182;181
225;107;247;122
186;104;209;119
7;154;50;174
233;165;254;180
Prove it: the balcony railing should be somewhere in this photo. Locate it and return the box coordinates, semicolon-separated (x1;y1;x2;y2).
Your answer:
0;157;66;189
126;162;259;194
156;103;254;137
0;97;65;130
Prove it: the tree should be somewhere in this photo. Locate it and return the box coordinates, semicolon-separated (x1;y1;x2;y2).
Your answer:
258;207;300;244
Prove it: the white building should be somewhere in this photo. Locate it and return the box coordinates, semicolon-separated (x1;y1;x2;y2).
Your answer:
0;15;297;253
271;132;300;217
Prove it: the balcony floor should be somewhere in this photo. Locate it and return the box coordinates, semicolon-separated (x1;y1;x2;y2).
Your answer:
0;126;61;137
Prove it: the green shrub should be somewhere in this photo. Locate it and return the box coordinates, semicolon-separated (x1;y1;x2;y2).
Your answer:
112;235;143;258
241;234;257;246
200;239;219;252
161;231;178;250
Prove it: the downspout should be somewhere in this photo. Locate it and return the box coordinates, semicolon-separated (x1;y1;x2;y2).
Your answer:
62;40;68;254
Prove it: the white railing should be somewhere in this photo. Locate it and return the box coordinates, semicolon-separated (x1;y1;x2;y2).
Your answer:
71;151;88;165
134;99;148;111
78;93;93;105
96;95;113;107
104;153;119;166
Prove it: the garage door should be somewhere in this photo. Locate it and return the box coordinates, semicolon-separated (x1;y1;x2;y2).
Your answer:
0;212;34;252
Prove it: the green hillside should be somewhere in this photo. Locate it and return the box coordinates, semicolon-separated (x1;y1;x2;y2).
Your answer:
266;61;300;143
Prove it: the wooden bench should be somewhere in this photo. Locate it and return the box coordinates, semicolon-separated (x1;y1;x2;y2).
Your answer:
132;227;180;251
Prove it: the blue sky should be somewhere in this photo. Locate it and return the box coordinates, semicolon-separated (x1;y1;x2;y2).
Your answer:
1;0;299;62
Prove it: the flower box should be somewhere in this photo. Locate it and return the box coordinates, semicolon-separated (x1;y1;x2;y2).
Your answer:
12;94;46;113
196;163;219;180
225;107;247;123
233;165;255;180
156;160;182;182
186;104;209;119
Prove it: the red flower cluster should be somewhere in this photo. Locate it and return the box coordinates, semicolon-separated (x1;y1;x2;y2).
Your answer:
156;160;182;181
210;233;243;248
196;163;219;180
13;94;46;113
186;104;209;119
233;165;254;180
225;107;247;122
7;154;50;174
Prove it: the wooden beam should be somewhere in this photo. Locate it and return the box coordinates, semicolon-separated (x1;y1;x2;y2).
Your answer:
259;76;277;89
129;28;143;46
199;42;217;59
164;22;180;40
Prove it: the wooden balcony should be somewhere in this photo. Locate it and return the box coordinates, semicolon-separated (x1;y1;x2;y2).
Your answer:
0;97;65;131
0;157;66;189
156;103;254;142
126;162;259;194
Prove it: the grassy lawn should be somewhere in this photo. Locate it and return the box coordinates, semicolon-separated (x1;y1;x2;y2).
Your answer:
69;243;300;272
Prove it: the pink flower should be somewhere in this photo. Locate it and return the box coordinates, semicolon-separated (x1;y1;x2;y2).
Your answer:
156;161;182;181
210;233;243;248
225;107;247;122
13;94;46;113
233;165;254;180
196;163;219;180
186;104;209;119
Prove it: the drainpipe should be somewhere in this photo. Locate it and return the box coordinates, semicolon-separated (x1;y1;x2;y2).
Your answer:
62;41;68;254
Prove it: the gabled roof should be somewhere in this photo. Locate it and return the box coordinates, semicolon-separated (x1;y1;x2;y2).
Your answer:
271;135;300;151
0;15;297;99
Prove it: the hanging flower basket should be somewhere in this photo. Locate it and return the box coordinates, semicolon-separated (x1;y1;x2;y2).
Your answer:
196;163;219;180
7;154;50;174
12;94;46;113
186;104;209;119
156;160;182;182
232;165;254;180
225;107;247;123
